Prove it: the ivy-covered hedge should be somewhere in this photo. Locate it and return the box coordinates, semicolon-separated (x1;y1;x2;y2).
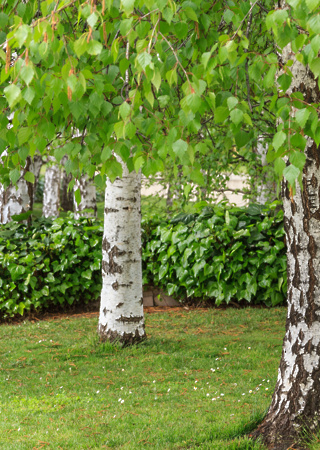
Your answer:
142;204;287;307
0;216;103;318
0;204;287;318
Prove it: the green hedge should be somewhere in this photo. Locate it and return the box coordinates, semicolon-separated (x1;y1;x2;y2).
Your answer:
142;204;287;307
0;216;103;318
0;204;287;318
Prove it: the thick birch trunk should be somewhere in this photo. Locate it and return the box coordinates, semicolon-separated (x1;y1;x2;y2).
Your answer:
0;156;33;224
61;170;73;212
73;175;97;219
42;156;60;218
98;163;145;344
252;33;320;450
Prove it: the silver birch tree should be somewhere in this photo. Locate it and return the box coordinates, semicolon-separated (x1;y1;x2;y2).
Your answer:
42;156;60;218
73;174;97;219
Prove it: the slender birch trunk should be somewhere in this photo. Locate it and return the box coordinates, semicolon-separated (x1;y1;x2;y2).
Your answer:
252;26;320;450
98;161;145;344
0;156;33;224
42;156;60;218
254;138;276;205
32;155;43;203
73;174;97;219
61;170;73;212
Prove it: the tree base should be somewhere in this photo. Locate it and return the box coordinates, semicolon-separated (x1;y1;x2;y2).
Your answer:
98;324;146;346
250;420;306;450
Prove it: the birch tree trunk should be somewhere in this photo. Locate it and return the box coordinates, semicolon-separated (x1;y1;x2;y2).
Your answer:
0;156;33;224
98;162;145;344
32;155;43;203
61;170;73;212
252;31;320;450
254;138;276;205
73;174;97;219
42;156;60;218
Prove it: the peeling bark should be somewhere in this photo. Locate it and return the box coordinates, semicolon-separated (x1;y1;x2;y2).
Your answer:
42;156;60;218
251;27;320;450
74;174;97;219
98;160;146;345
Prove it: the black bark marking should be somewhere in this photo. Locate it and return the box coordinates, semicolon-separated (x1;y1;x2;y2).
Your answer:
116;315;144;324
102;237;110;252
102;245;125;274
105;207;119;214
116;302;124;308
112;281;119;290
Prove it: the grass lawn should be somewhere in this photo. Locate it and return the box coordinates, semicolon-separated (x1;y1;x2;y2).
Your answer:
0;307;291;449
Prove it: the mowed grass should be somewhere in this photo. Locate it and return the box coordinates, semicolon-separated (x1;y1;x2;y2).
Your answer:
0;307;286;449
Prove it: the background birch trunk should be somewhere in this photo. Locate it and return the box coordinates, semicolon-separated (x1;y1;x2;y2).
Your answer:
254;138;276;205
42;156;60;218
0;156;33;224
73;175;97;219
98;162;145;344
252;28;320;450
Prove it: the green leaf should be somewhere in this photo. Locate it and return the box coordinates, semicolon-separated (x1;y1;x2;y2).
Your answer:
24;171;35;183
14;25;29;47
274;157;286;178
230;109;244;126
87;40;102;55
74;37;88;57
9;168;20;185
20;65;34;85
283;164;300;186
82;269;92;279
172;139;188;162
183;6;198;22
227;96;238;110
214;106;229;123
295;108;310;128
121;0;135;16
4;85;21;108
22;87;35;104
306;0;320;10
87;12;99;28
307;15;320;34
137;52;152;70
273;131;286;151
277;73;292;92
310;57;320;79
119;102;131;120
289;151;306;170
74;188;81;205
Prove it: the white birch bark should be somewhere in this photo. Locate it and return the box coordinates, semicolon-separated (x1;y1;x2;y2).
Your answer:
252;19;320;449
42;156;60;218
98;161;145;344
73;174;97;219
0;155;33;224
255;138;276;204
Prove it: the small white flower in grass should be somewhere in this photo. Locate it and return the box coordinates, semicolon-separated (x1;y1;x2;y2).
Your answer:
267;380;270;383
122;369;125;372
249;390;252;393
230;414;234;417
238;400;240;402
234;383;237;386
59;386;63;389
215;358;219;360
57;428;59;431
195;380;198;383
221;393;224;397
259;384;262;386
118;398;122;402
242;393;245;396
168;389;170;392
265;388;269;391
129;391;132;394
256;388;259;391
194;387;197;390
113;415;116;418
224;348;227;350
96;390;100;394
195;410;198;412
18;428;20;431
120;387;123;390
262;379;265;381
153;380;156;383
217;367;219;370
212;398;216;401
206;394;209;397
155;397;158;400
121;400;124;404
210;369;215;372
217;396;220;399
